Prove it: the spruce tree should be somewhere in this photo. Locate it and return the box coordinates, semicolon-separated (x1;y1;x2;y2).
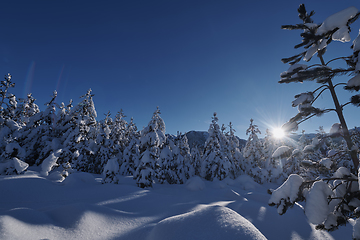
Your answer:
201;113;232;181
242;119;267;183
134;107;166;188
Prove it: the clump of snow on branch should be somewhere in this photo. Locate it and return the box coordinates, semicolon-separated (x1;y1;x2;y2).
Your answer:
41;150;62;177
272;146;291;159
280;64;307;79
304;181;333;225
316;6;358;39
292;92;314;107
268;174;304;215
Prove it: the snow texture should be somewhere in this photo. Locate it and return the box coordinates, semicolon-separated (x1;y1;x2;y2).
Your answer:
304;45;317;61
281;64;307;79
147;205;267;240
316;7;358;37
272;146;291;158
319;158;332;169
0;169;352;240
347;74;360;88
292;92;314;107
103;158;119;175
185;176;205;191
330;123;342;135
12;157;29;174
41;150;61;176
305;181;333;225
353;30;360;52
332;26;351;42
268;174;304;206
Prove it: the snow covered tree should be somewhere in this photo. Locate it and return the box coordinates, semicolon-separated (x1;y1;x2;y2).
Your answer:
18;91;59;166
242;119;268;182
157;139;179;184
270;5;360;239
15;93;39;125
279;4;360;170
110;109;128;156
134;107;166;188
190;144;202;176
226;122;243;176
176;133;194;180
0;73;17;120
201;113;232;181
95;112;114;174
120;125;140;176
62;89;98;173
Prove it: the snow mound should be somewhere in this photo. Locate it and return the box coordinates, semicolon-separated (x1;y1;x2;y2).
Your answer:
234;175;258;190
62;172;97;186
147;205;267;240
185;176;205;191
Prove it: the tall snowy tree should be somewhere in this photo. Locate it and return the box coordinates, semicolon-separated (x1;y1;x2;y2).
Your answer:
134;107;166;188
242;119;268;183
226;122;243;176
62;89;98;173
270;5;360;238
279;4;360;170
201;113;232;181
190;144;202;176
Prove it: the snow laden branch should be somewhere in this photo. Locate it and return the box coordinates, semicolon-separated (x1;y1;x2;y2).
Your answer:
279;4;360;169
269;168;360;236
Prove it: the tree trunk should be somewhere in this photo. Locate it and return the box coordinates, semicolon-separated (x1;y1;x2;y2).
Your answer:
319;55;359;170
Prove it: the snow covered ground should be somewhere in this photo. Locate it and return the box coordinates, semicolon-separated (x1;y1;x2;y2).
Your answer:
0;167;353;240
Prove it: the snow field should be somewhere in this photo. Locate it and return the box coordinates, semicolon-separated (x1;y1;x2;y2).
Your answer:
0;168;353;240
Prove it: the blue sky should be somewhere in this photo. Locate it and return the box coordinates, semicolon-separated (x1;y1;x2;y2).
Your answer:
2;0;360;139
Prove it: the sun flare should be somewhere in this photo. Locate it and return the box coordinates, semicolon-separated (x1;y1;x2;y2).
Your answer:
272;127;285;139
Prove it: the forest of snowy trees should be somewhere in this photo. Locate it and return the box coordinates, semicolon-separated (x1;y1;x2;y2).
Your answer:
0;71;359;190
5;3;360;238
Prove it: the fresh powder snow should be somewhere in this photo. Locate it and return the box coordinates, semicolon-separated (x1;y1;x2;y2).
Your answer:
0;167;353;240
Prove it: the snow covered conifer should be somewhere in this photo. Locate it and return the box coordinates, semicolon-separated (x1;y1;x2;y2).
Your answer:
271;5;360;238
242;119;267;183
201;113;232;181
110;109;128;156
134;107;166;188
120;125;141;176
190;145;202;176
279;4;360;170
63;89;98;173
226;122;244;176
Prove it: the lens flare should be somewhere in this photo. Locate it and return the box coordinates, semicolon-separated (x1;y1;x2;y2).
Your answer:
272;127;285;139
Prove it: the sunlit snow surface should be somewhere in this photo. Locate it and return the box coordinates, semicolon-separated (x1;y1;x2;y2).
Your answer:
0;167;353;240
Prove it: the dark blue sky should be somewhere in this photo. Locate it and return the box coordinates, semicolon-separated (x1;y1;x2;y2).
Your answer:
2;0;360;139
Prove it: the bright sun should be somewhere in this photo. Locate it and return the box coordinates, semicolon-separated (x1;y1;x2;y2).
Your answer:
272;127;285;139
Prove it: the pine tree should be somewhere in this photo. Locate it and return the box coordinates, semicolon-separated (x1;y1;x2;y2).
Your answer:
270;5;360;238
279;4;360;170
64;89;98;173
226;122;243;176
201;113;232;181
242;119;267;183
157;139;178;184
120;126;140;176
134;107;166;188
190;145;202;176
